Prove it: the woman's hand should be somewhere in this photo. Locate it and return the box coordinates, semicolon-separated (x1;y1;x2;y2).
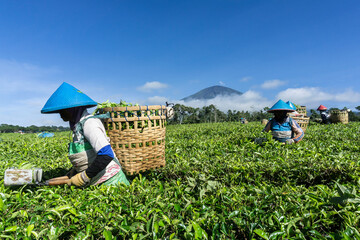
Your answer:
68;172;90;187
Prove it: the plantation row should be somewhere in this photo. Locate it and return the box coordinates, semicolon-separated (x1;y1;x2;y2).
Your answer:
0;122;359;239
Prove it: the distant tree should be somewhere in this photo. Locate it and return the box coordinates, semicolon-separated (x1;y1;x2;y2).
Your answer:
215;108;227;122
227;110;233;122
347;110;360;122
309;109;320;121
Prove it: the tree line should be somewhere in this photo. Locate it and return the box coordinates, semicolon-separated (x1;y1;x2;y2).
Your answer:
0;124;70;133
168;104;360;124
168;104;273;124
1;105;359;131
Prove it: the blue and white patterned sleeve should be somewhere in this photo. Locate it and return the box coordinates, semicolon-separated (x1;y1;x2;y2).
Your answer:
291;120;304;143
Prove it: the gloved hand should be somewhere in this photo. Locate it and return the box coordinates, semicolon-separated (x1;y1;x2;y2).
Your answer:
66;168;76;178
285;139;295;145
68;172;90;187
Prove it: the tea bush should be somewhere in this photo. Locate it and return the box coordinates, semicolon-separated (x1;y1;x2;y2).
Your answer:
0;122;359;239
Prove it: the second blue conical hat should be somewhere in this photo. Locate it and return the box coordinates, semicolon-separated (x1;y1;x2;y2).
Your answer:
268;99;295;113
286;101;297;110
41;82;97;113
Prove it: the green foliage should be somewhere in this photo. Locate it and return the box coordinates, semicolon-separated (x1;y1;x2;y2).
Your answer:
0;124;69;133
1;123;360;239
170;104;272;124
93;100;139;115
170;104;360;125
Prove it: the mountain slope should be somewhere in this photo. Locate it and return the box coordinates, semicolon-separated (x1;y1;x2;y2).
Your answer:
182;85;243;101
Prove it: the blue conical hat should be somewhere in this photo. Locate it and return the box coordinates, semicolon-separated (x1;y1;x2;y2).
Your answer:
286;101;297;110
268;99;295;113
41;82;97;113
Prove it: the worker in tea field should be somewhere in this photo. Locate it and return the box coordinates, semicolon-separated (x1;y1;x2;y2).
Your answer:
41;82;129;187
317;105;331;124
262;99;304;144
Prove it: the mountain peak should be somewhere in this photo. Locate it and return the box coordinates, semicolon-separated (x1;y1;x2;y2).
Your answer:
182;85;243;101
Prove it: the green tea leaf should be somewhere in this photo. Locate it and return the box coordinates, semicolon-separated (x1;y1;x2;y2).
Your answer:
103;230;112;240
26;224;34;237
254;229;269;240
5;226;17;232
174;204;181;212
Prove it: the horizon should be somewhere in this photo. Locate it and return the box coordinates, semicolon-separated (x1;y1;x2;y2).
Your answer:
0;1;359;127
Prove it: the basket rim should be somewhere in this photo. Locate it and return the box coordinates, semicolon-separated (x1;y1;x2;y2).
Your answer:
291;116;310;120
100;105;166;112
330;110;348;114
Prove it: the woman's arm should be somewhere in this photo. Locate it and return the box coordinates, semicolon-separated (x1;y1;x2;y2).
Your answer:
83;118;115;178
291;120;304;143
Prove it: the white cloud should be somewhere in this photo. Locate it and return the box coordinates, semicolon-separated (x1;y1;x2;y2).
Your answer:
261;79;286;89
147;96;168;105
277;87;332;104
177;90;272;112
334;89;360;102
277;87;360;109
137;81;168;92
219;81;225;86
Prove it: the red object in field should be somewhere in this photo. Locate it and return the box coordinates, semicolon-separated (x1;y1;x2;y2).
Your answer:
317;105;327;111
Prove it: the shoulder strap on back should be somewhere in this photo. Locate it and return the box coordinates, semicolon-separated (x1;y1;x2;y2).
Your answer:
74;112;111;137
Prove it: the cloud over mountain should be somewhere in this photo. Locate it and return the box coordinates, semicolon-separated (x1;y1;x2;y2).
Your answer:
178;90;271;112
277;87;360;109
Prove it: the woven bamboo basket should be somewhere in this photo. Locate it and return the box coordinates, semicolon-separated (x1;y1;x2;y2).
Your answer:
292;116;310;132
100;105;167;175
296;106;307;116
330;110;348;124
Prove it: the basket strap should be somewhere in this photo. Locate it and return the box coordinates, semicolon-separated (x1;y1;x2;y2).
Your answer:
146;105;151;121
74;112;112;142
124;106;128;122
109;108;114;124
137;105;141;121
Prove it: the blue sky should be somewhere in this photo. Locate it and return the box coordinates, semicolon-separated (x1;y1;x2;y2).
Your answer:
0;0;359;126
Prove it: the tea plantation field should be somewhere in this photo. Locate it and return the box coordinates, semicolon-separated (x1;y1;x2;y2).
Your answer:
0;122;359;239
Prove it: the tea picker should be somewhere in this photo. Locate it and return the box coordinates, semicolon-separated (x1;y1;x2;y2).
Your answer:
317;105;331;124
255;99;304;145
39;82;130;187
